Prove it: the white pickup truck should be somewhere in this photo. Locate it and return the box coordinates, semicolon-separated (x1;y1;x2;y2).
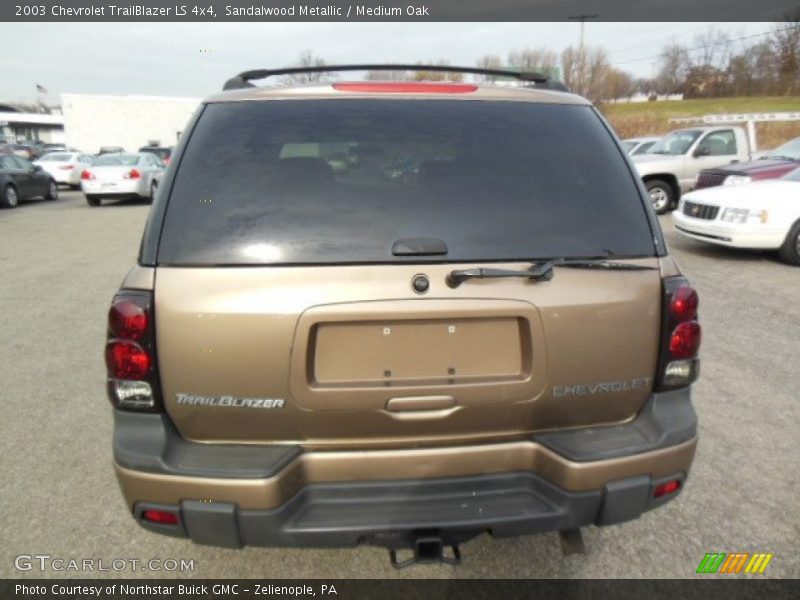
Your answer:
632;126;751;214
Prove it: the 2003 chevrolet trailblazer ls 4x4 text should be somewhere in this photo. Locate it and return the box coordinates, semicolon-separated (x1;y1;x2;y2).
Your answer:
105;65;701;567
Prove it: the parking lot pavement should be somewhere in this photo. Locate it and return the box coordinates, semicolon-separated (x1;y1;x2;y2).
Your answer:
1;190;798;579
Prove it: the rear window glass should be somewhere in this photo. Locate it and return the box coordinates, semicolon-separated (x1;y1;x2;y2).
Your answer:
140;147;171;159
158;100;655;265
94;154;140;166
39;153;73;161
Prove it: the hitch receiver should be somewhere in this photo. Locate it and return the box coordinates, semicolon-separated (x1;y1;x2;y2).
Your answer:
390;536;461;568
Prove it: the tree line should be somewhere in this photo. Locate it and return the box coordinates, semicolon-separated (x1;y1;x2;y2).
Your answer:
284;16;799;104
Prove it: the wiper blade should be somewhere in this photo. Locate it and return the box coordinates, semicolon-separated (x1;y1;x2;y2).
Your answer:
446;259;656;287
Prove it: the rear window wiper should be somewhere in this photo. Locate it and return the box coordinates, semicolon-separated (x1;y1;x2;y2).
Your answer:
446;259;656;287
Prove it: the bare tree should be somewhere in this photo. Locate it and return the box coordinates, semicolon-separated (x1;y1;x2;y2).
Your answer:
508;47;559;78
281;50;334;84
771;13;800;94
475;54;503;81
411;60;464;82
656;43;691;94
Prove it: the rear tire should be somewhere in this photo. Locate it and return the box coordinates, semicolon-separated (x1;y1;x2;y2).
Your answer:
645;179;675;215
45;179;58;200
85;194;102;207
1;184;18;208
148;181;157;204
778;221;800;266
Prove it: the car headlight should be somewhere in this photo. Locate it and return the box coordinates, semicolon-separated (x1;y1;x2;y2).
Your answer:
723;175;752;186
720;208;768;224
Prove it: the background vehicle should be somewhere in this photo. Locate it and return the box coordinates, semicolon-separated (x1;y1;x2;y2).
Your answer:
138;145;173;165
632;126;751;214
34;152;94;188
11;144;36;160
97;146;125;156
0;154;58;208
621;136;660;156
81;152;164;206
107;66;701;564
674;167;800;265
695;136;800;189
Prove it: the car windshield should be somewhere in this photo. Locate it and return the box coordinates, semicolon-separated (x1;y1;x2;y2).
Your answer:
94;154;140;166
158;100;656;266
766;138;800;161
647;131;702;155
782;167;800;182
38;153;73;162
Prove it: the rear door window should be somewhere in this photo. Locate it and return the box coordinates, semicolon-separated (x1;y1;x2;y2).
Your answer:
158;99;656;265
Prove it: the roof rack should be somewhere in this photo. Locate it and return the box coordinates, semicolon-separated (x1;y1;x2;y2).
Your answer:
222;64;556;91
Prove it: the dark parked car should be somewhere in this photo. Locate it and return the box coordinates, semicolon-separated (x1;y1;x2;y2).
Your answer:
138;145;173;165
0;154;59;208
696;136;800;189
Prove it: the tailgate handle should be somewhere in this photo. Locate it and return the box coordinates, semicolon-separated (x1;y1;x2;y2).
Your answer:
386;395;456;412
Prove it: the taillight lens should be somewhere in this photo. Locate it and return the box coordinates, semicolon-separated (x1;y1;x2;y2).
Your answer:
81;170;95;180
653;479;681;498
657;277;701;390
106;340;150;379
670;285;698;322
109;300;147;340
142;509;179;525
124;168;141;179
105;291;161;411
669;322;702;359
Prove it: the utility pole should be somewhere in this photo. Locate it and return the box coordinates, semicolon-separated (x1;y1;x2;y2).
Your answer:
568;14;597;96
568;14;598;49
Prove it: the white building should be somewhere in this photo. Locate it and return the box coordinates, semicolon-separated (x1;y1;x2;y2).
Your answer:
61;93;201;154
0;111;65;144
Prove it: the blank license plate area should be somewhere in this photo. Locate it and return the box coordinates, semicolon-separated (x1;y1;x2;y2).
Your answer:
312;317;525;386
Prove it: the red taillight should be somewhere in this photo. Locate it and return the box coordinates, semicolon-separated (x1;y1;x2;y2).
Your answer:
333;82;479;94
670;285;698;322
653;480;681;498
81;170;95;180
109;300;147;340
106;340;150;379
142;509;178;525
669;321;702;359
124;168;141;179
59;164;75;170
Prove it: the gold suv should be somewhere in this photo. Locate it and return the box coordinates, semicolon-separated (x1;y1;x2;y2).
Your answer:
106;65;701;566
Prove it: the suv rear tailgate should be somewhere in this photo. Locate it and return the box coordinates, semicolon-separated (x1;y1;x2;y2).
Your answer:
155;261;660;446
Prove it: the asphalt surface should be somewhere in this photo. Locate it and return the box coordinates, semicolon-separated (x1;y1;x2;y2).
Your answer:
1;190;798;579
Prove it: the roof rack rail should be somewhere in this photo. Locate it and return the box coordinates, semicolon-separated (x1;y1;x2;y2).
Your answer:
222;64;554;91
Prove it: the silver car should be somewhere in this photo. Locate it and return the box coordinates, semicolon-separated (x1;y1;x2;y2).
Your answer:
34;152;93;188
621;136;661;156
80;152;165;206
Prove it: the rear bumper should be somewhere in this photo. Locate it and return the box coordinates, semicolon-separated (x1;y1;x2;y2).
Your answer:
81;179;147;197
114;388;698;549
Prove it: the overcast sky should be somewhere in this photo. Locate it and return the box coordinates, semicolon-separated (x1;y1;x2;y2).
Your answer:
0;22;774;103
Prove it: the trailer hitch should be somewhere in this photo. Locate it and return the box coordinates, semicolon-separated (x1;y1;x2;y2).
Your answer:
389;536;461;568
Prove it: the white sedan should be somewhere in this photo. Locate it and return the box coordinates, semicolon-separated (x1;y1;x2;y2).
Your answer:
673;167;800;265
80;152;165;206
34;152;93;188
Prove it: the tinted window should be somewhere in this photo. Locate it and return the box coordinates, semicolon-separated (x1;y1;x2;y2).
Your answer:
0;156;17;169
158;100;655;265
